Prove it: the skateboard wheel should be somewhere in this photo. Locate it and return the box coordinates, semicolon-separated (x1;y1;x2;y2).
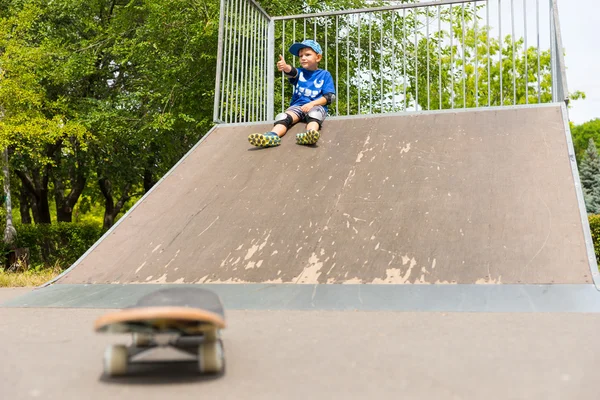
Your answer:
132;333;152;347
103;344;128;377
198;340;224;374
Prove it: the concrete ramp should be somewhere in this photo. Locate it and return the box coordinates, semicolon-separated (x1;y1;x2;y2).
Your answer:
55;103;595;286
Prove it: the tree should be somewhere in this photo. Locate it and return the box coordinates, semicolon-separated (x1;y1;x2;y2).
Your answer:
579;138;600;214
571;119;600;164
0;0;223;228
0;0;91;224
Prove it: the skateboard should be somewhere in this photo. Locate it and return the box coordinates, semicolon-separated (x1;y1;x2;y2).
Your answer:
94;287;226;377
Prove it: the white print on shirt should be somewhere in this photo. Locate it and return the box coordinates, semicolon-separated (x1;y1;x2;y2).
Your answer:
295;72;321;99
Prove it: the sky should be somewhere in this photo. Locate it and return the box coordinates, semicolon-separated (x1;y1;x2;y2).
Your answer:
559;0;599;125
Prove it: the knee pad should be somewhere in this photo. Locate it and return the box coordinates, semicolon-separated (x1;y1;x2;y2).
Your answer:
274;113;293;129
306;108;325;129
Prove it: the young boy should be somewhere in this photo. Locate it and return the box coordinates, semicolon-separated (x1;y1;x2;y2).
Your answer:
248;39;336;148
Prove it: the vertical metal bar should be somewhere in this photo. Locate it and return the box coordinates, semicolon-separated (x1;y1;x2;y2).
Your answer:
381;11;384;113
438;5;442;110
264;17;268;121
498;0;503;106
550;0;556;102
254;11;260;121
392;11;396;110
358;14;361;113
304;19;307;39
229;0;237;122
487;0;490;106
536;0;541;102
256;12;260;122
414;8;418;109
462;3;466;108
511;0;516;105
242;1;249;122
221;0;233;122
369;13;373;114
325;18;328;72
450;4;454;108
267;18;275;121
336;15;339;116
249;7;255;121
234;0;245;122
260;16;265;121
213;0;227;122
551;0;569;104
474;1;479;108
403;8;407;111
255;10;260;122
281;20;285;113
240;0;249;122
524;0;528;104
314;18;317;41
426;6;430;110
347;15;351;115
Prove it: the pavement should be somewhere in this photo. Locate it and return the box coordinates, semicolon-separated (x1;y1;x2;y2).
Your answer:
2;287;599;400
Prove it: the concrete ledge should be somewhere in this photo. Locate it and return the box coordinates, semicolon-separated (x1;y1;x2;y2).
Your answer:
3;283;600;312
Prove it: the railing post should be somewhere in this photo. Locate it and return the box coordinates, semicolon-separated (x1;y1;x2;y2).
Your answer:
551;0;569;105
266;18;275;121
213;0;227;123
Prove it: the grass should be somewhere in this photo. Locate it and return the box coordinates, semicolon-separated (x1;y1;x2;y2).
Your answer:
0;266;62;287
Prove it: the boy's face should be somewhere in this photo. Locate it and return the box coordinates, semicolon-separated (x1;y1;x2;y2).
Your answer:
298;47;322;70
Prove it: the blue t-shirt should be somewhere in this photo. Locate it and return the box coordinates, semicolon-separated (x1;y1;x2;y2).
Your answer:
288;68;335;112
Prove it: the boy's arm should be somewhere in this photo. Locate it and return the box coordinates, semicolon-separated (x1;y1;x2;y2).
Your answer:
299;96;328;112
277;54;298;81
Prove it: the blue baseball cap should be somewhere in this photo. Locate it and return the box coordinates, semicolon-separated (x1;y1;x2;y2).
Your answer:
289;40;322;56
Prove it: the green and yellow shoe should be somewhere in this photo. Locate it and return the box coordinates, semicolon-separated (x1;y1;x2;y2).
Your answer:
296;129;320;145
248;132;281;147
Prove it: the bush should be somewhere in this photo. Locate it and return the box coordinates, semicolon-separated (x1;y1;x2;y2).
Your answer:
1;222;103;269
588;215;600;264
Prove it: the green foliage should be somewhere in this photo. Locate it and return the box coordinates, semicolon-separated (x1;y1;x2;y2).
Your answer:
1;0;224;228
2;221;103;268
579;139;600;214
571;119;600;163
588;214;600;264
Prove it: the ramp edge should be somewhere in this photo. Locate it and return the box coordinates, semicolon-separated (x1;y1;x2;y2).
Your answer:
560;103;600;289
4;283;600;313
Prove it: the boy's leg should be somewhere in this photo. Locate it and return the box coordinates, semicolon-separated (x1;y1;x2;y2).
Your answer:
248;111;300;147
296;106;325;145
272;111;300;137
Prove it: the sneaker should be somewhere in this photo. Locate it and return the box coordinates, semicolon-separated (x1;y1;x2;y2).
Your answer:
248;132;281;147
296;129;320;145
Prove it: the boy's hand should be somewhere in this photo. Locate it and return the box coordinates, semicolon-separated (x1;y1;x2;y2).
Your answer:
277;55;290;73
300;102;314;112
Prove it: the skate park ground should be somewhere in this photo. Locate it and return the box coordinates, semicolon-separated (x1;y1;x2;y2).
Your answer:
2;287;600;400
2;104;600;399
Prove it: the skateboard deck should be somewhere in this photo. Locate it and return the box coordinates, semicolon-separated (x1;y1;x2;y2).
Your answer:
95;287;226;377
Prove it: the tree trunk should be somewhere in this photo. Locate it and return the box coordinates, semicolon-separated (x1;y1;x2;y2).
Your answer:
53;141;87;223
2;149;16;245
99;178;131;230
143;168;156;193
19;188;32;224
15;167;52;224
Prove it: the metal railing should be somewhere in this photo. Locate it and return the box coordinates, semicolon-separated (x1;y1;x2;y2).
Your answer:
214;0;569;123
213;0;271;123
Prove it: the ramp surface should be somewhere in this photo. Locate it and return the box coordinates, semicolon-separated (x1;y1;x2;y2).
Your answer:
55;104;594;286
